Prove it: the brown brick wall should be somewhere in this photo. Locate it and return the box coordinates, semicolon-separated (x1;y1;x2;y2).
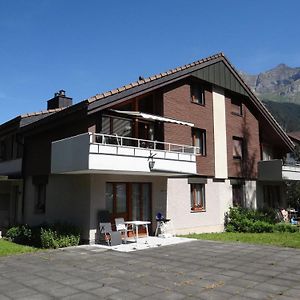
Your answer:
163;82;214;176
225;95;260;179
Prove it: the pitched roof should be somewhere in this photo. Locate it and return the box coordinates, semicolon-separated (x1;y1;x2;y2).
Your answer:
9;52;294;151
87;53;224;103
0;107;66;132
85;52;294;151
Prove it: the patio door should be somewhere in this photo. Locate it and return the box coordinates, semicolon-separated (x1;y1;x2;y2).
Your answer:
105;182;152;224
105;183;128;220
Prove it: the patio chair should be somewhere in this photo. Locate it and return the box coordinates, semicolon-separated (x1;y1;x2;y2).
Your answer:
99;222;122;246
115;218;134;243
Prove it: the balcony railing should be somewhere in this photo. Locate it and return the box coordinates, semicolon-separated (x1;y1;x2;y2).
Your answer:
91;133;199;155
51;132;198;175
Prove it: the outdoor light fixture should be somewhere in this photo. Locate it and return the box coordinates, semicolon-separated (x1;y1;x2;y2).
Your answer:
148;151;156;171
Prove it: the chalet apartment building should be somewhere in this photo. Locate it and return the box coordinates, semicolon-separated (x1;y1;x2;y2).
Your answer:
0;53;299;243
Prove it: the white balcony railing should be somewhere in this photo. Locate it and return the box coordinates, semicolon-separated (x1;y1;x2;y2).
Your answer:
51;132;198;175
91;133;199;155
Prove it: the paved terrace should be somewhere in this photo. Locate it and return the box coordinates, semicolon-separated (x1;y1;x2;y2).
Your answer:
0;240;300;299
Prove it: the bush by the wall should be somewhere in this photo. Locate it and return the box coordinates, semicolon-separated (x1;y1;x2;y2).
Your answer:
6;225;32;245
225;207;278;233
273;222;299;233
5;223;80;249
250;221;274;233
40;224;80;249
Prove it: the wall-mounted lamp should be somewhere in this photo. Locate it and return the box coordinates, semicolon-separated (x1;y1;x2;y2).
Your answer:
148;151;156;171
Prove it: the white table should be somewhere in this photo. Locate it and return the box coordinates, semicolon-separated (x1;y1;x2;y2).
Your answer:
124;221;151;243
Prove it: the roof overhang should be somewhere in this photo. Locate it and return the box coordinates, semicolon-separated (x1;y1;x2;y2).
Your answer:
111;110;194;127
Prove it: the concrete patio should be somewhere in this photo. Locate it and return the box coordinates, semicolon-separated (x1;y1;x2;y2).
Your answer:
1;240;300;299
94;236;196;252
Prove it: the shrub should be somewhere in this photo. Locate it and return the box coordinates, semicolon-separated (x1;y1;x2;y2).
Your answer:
6;225;32;245
40;225;80;249
274;222;299;233
225;207;276;233
6;223;80;249
250;221;274;233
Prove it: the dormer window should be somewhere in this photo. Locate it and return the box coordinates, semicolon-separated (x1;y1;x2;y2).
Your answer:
191;84;205;105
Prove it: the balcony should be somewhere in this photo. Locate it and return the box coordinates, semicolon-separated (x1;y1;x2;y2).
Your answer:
0;158;22;176
51;133;198;176
258;159;300;181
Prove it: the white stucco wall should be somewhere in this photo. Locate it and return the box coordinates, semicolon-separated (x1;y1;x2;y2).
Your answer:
166;178;232;234
212;87;228;179
24;175;91;241
244;180;257;209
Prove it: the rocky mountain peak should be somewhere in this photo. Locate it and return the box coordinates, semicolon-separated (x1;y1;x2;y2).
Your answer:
240;63;300;103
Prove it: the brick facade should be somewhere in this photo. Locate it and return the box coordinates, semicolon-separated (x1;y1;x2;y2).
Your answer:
163;81;215;176
225;93;260;179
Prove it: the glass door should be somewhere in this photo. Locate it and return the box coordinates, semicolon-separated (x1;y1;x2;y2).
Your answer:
105;183;128;222
105;182;151;228
131;183;151;221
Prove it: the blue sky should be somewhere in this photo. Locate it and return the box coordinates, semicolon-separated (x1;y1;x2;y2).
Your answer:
1;0;300;123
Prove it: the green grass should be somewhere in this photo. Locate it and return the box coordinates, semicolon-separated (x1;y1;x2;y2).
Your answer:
184;232;300;248
0;239;38;257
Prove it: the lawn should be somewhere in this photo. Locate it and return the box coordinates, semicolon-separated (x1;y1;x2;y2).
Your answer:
184;232;300;248
0;239;38;257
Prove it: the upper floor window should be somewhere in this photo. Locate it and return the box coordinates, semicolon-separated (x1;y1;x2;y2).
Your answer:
233;137;244;159
190;183;206;212
192;128;206;156
262;144;274;161
191;84;205;105
100;116;132;137
231;98;243;116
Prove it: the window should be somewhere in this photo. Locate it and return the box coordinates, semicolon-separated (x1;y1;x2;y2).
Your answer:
232;184;244;207
34;183;46;214
233;137;243;159
263;185;281;208
190;184;206;212
191;84;205;105
192;128;206;155
231;98;243;116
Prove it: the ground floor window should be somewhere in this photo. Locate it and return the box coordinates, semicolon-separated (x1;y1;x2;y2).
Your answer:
190;183;206;212
34;183;46;214
232;184;244;207
105;182;151;221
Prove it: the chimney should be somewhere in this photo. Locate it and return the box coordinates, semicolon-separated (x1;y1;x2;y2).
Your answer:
47;90;73;110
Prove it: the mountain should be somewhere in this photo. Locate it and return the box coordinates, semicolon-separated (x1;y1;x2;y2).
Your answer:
240;64;300;132
240;64;300;103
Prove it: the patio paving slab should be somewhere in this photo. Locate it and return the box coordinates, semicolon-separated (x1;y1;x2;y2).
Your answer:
1;239;300;299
